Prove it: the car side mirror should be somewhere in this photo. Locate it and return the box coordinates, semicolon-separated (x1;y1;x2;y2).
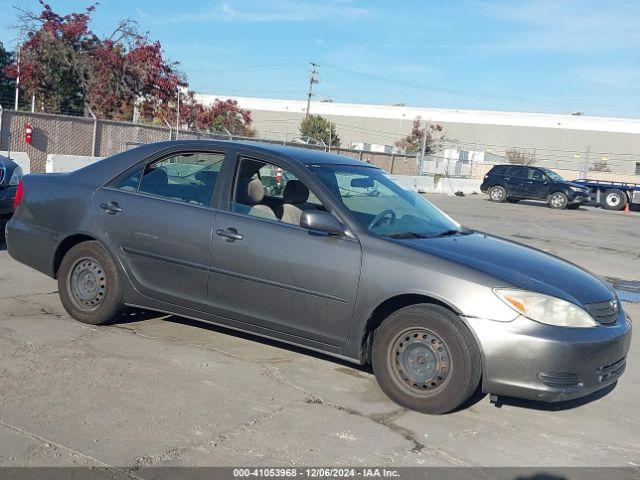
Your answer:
300;210;344;236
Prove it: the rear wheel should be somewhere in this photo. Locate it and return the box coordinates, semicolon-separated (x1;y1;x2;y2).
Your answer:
548;192;568;209
58;241;124;325
488;186;507;203
602;189;627;211
372;304;481;414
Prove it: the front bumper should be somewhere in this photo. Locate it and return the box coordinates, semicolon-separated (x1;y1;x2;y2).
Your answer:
0;186;16;216
464;310;632;402
567;191;591;204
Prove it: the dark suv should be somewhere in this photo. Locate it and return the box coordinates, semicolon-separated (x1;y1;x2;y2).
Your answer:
0;156;23;221
480;164;591;209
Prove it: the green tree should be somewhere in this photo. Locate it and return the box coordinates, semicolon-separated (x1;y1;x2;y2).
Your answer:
299;114;340;146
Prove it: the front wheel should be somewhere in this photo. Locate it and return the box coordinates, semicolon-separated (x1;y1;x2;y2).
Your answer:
58;241;124;325
372;304;482;414
488;186;507;203
548;192;568;209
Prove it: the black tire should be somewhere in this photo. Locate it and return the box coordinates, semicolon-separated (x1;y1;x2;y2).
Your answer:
602;189;627;211
58;241;124;325
506;197;520;203
548;191;568;209
372;304;482;414
488;186;507;203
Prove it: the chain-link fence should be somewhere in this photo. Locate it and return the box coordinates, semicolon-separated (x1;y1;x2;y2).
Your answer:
1;107;639;183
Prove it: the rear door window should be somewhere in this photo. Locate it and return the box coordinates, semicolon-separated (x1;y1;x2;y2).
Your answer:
506;166;525;177
113;151;227;207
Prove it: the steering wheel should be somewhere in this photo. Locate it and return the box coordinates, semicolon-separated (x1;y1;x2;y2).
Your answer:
368;209;397;230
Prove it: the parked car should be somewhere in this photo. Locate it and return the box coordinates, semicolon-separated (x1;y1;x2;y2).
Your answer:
6;141;631;414
0;155;23;221
480;164;591;209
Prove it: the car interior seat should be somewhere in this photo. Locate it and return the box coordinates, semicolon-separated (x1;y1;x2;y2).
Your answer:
277;180;310;225
236;177;277;220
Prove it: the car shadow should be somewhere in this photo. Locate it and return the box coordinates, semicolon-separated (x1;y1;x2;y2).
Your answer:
127;310;373;373
483;198;591;211
490;382;617;411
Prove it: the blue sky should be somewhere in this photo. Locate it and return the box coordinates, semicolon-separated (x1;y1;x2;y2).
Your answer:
1;0;639;117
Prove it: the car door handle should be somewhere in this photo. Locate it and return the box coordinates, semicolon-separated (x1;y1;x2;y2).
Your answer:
100;202;123;215
216;228;243;242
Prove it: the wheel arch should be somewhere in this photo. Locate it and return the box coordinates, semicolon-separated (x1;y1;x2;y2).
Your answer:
359;293;476;365
52;233;98;278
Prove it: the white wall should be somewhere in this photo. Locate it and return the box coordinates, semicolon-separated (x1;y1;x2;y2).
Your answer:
46;154;104;173
392;175;482;195
0;151;31;174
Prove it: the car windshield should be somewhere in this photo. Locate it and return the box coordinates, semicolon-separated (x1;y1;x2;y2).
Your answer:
543;169;565;182
309;164;462;238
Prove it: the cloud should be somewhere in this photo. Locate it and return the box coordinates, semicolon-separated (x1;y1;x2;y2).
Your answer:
471;0;640;53
166;0;372;23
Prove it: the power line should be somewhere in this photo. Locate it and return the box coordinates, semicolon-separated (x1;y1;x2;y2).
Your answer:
321;62;573;107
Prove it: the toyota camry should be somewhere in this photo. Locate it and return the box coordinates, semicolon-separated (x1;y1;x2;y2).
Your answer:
5;140;632;414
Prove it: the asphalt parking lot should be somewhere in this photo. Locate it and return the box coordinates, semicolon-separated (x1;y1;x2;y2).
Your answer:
0;195;638;469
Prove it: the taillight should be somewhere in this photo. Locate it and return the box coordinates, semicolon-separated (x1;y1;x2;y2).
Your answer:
13;180;24;210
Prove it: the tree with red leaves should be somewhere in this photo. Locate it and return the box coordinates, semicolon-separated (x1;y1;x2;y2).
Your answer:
395;116;445;154
5;1;254;136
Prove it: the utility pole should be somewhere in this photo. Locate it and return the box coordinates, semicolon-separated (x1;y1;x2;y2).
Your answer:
583;145;591;177
176;88;180;135
305;62;319;119
14;46;20;111
420;120;428;174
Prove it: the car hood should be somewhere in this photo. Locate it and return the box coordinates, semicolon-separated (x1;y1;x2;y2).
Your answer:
563;181;589;190
399;232;612;306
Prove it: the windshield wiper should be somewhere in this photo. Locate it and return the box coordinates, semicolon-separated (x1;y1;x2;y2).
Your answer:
434;228;473;237
382;231;429;239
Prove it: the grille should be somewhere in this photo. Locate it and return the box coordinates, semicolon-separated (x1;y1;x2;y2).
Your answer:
584;300;618;325
598;357;626;383
538;371;581;388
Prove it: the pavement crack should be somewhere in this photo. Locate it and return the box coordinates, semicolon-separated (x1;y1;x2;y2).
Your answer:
131;401;300;468
0;419;147;478
315;402;470;465
0;291;59;301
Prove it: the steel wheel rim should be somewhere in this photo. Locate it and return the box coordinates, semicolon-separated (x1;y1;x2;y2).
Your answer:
551;194;565;207
388;328;452;397
606;194;620;207
68;257;107;312
490;188;504;201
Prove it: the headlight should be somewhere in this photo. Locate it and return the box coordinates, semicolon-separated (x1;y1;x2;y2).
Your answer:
9;166;23;186
494;289;597;328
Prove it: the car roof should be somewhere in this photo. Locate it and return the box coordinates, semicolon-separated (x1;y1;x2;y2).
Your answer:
69;139;377;185
150;139;374;167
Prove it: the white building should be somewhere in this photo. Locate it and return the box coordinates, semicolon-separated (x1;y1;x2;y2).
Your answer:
195;93;640;176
